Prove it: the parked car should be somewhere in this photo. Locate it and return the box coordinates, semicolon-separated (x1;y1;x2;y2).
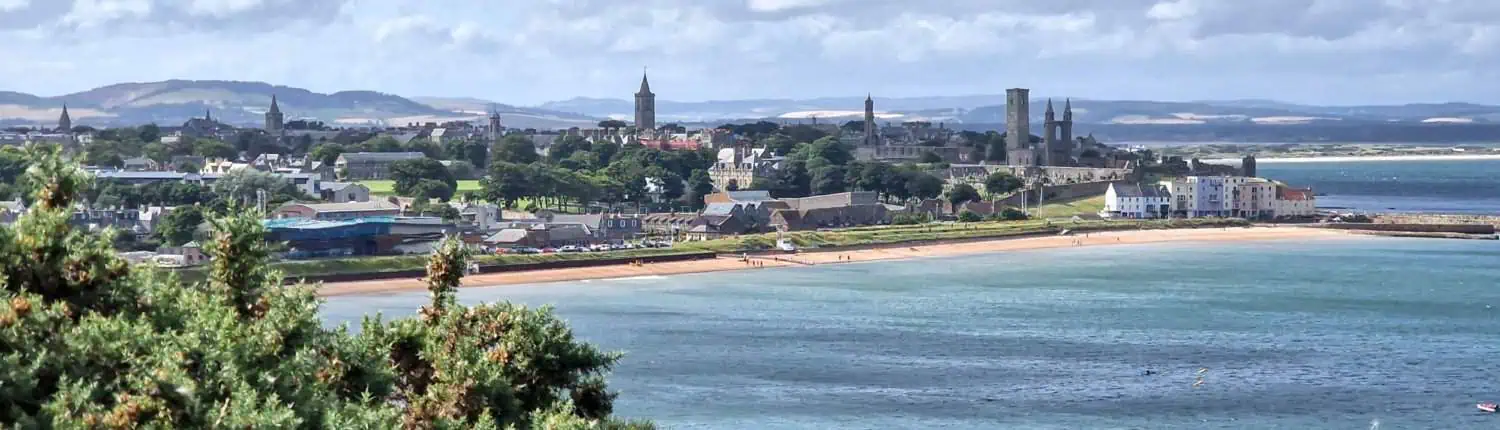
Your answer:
540;247;558;253
509;247;542;254
558;245;584;253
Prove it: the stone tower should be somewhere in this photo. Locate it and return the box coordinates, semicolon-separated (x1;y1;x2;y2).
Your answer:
487;105;503;142
634;71;656;135
57;103;71;133
1042;99;1058;166
863;93;876;146
1005;88;1033;166
265;95;284;133
1061;98;1074;148
1242;154;1257;177
205;108;213;123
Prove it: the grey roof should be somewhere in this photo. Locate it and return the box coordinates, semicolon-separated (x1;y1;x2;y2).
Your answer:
320;182;361;192
485;228;530;244
701;203;742;216
546;223;592;241
724;190;773;202
550;214;603;226
1111;183;1169;199
279;200;400;214
337;152;426;163
95;171;198;181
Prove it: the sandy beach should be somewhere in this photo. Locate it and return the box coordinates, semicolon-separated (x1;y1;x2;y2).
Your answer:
317;226;1354;297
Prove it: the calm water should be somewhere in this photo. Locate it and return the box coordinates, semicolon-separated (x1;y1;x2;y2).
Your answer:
1258;159;1500;214
324;238;1500;429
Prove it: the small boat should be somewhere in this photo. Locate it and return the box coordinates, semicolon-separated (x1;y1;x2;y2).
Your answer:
1478;402;1497;413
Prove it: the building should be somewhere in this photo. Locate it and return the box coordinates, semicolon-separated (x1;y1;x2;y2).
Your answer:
1229;176;1276;219
281;173;323;197
1040;99;1075;166
769;191;894;231
272;200;402;220
335;152;425;180
634;72;656;135
265;95;284;134
548;213;643;242
1103;183;1170;219
93;171;204;185
156;242;208;266
319;182;371;203
708;145;778;191
0;199;26;224
1160;176;1228;218
263;216;455;259
1005;88;1034;167
448;201;504;231
863;94;877;146
1274;186;1317;218
121;157;159;171
483;223;593;249
57;104;72;133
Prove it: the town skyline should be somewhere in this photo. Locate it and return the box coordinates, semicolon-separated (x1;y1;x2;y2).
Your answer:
3;1;1499;106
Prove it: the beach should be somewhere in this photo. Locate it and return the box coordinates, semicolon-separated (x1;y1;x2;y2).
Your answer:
317;226;1353;297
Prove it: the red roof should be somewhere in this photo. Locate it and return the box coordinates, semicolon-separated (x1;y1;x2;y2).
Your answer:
1279;187;1313;201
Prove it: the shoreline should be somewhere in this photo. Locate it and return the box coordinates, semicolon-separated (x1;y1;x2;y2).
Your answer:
1201;154;1500;164
317;226;1356;297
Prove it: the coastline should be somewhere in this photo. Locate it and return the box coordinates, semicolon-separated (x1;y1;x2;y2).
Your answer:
316;226;1356;297
1202;154;1500;164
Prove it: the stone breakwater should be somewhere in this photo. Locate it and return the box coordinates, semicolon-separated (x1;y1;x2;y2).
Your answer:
1375;214;1500;226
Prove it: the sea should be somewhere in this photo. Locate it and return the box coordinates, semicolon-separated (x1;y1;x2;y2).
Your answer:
1255;158;1500;214
321;158;1500;429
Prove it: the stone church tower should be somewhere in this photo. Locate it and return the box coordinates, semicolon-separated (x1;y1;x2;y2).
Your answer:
57;104;71;133
1042;99;1058;166
634;72;655;135
1005;88;1034;167
265;95;284;133
1061;99;1074;152
863;94;876;146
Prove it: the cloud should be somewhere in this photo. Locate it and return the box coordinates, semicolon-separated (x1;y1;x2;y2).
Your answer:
0;0;1496;105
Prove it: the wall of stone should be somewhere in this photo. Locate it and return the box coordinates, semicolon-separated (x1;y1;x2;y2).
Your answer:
1374;214;1500;226
1321;223;1496;234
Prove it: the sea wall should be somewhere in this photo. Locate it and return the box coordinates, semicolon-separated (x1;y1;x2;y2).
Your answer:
1374;214;1500;226
1320;223;1496;235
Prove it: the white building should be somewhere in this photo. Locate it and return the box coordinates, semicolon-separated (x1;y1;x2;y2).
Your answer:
1274;186;1317;218
1103;183;1170;219
1160;176;1228;218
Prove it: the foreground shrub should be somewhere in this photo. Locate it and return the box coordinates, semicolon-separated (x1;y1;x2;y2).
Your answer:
0;147;652;428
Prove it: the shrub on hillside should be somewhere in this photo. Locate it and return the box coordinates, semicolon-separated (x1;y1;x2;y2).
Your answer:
957;210;983;222
891;213;931;225
0;147;652;428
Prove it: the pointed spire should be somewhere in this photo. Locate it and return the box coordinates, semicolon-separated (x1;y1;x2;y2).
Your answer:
269;94;280;113
866;93;872;102
638;68;652;94
205;108;212;122
1045;98;1055;114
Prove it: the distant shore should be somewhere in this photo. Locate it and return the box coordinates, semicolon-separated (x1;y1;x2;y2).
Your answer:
1202;154;1500;164
317;226;1356;297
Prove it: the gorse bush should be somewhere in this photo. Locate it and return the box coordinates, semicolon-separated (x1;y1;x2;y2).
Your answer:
0;147;651;429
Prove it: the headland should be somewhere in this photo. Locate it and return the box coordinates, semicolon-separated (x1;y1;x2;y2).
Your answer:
317;226;1354;297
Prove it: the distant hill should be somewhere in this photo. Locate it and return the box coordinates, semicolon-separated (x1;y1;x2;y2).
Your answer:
0;80;495;128
539;96;1500;126
409;96;599;130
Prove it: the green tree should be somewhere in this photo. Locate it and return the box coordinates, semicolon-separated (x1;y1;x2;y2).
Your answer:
362;135;404;152
986;132;1006;162
946;183;981;211
957;210;983;222
983;171;1024;197
192;138;238;159
213;168;305;205
906;172;944;201
547;135;592;164
685;169;714;211
480;161;531;208
404;138;443;158
409;179;456;202
309;143;347;166
153;204;205;246
138;123;161;143
0;147;654;428
390;158;457;200
494;135;540;164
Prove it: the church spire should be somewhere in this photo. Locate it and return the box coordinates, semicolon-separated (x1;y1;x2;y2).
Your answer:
1063;98;1073;121
269;94;281;113
637;68;652;95
205;108;212;122
58;103;72;133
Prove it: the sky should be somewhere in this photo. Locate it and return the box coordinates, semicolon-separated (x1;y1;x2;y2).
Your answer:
2;0;1498;106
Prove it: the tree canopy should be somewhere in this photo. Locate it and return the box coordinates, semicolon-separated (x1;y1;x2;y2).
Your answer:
0;147;653;428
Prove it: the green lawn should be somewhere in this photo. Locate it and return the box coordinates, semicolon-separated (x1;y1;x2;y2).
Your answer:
1035;195;1107;219
358;180;482;196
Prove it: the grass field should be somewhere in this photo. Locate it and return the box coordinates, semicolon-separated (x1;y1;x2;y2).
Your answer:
358;180;483;196
1034;195;1107;219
